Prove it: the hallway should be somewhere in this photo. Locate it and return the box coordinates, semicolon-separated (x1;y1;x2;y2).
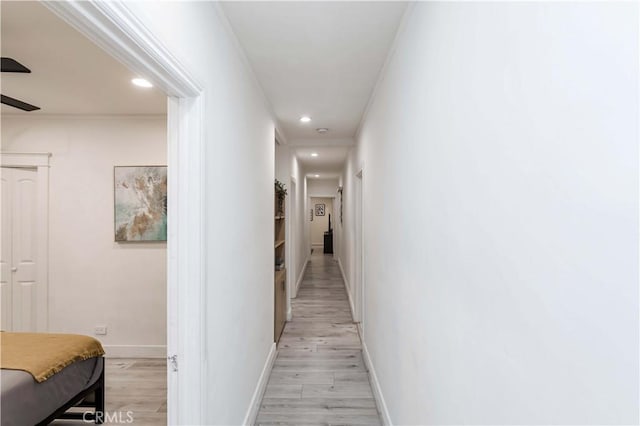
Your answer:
3;2;633;424
256;251;380;425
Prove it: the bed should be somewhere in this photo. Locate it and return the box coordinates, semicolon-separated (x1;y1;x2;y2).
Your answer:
0;332;105;425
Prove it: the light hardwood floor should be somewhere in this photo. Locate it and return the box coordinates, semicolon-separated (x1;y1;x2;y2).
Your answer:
52;358;167;426
256;251;381;426
53;252;375;425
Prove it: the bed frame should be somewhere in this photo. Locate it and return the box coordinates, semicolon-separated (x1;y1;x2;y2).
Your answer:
35;365;105;425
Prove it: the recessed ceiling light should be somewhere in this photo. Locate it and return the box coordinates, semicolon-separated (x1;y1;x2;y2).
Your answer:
311;153;319;157
316;128;329;134
299;116;311;123
131;78;153;88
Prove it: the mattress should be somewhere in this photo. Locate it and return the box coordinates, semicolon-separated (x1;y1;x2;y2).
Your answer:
0;357;103;426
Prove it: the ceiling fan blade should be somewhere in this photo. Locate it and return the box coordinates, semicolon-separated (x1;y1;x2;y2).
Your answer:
1;58;31;73
1;95;40;111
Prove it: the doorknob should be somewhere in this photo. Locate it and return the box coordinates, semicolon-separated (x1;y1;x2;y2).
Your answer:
11;267;17;272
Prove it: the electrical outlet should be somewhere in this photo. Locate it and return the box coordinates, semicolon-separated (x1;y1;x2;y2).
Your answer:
94;326;107;335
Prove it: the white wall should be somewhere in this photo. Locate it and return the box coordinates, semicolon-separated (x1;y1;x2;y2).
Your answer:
338;150;356;299
275;142;290;212
1;116;167;357
122;3;277;424
339;2;639;424
307;177;339;198
290;155;309;297
334;175;344;264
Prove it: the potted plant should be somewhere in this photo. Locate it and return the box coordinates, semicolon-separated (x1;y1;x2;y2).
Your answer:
275;179;287;215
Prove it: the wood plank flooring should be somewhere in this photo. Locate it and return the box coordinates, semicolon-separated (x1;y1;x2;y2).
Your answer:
52;358;167;426
52;252;374;425
257;251;381;426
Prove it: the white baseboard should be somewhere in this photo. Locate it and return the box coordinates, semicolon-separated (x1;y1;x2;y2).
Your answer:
362;340;392;426
243;343;277;425
338;259;356;321
103;345;166;358
294;256;310;298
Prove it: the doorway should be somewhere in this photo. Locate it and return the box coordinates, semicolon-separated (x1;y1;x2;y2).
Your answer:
288;178;297;305
310;196;335;254
1;167;39;332
354;169;364;326
30;2;206;423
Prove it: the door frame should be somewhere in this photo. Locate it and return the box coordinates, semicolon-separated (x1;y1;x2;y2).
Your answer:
287;176;296;317
1;153;50;332
43;3;206;424
354;168;364;327
308;195;336;252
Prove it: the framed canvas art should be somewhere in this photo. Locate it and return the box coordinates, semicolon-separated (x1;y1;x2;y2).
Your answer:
315;203;325;216
114;166;167;242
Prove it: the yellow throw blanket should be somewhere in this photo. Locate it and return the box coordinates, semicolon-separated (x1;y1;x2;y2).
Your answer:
0;332;105;382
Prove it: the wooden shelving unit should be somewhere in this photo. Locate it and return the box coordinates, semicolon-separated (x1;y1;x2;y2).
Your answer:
274;269;286;285
274;195;286;344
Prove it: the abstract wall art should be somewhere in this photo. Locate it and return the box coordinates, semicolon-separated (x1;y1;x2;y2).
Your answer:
114;166;167;242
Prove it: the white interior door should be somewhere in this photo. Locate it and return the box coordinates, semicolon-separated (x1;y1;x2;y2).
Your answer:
1;167;39;331
1;171;13;330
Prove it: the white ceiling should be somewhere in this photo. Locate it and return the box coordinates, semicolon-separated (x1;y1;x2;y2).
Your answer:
1;1;166;115
1;2;406;176
221;2;407;145
295;145;351;179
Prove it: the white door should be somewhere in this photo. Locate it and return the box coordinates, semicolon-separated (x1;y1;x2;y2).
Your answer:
1;167;39;331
